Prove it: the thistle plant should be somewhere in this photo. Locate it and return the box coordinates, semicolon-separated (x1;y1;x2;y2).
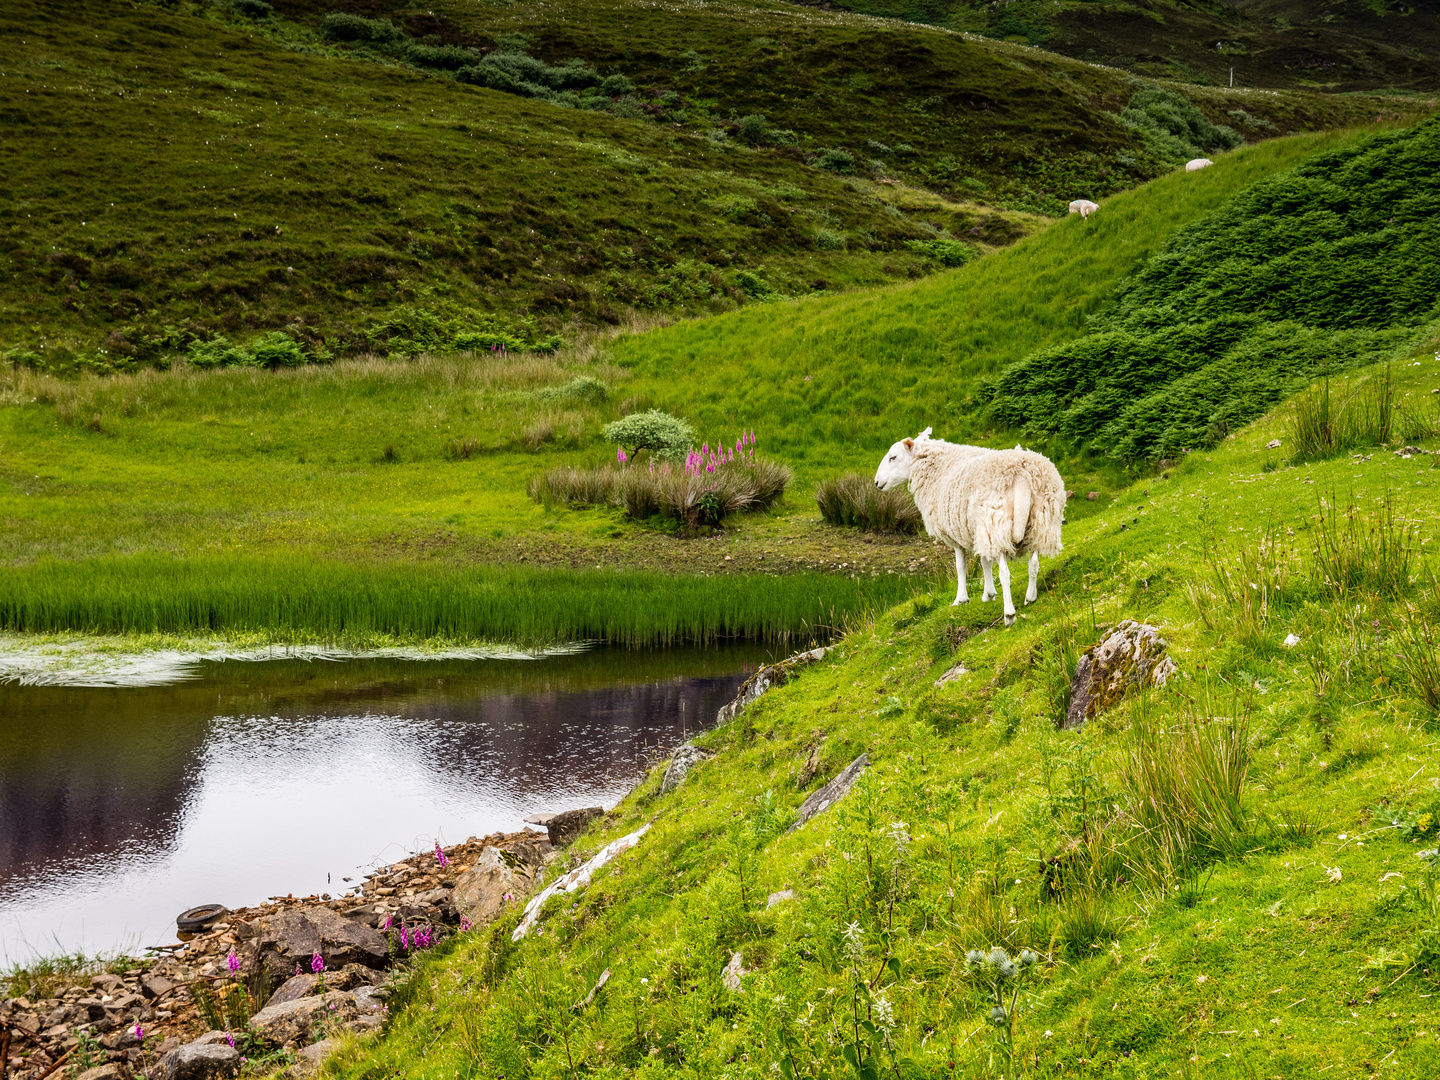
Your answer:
965;947;1039;1079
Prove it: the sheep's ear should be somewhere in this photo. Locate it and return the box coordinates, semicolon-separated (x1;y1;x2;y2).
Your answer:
919;426;933;440
902;438;914;451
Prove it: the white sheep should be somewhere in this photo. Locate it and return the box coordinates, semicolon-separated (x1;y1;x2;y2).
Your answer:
1185;158;1213;172
1068;199;1099;219
875;433;1065;625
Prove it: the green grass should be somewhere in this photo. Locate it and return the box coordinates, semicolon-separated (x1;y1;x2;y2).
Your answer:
0;555;927;646
317;338;1440;1080
612;125;1398;462
0;0;1413;371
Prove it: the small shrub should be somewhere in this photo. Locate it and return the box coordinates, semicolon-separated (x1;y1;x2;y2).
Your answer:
534;375;608;405
865;138;891;155
446;437;479;460
813;148;856;174
230;0;273;18
1119;87;1243;167
737;114;768;145
815;474;920;533
814;228;847;251
603;410;694;462
904;238;977;267
320;13;405;47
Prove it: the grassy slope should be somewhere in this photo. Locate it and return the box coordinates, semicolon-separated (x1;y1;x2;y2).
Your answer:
323;337;1440;1080
613;125;1389;462
0;128;1384;644
816;0;1440;92
0;0;1412;369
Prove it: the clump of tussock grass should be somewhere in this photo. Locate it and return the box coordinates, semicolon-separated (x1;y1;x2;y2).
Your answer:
530;459;790;532
814;474;921;534
1287;367;1396;463
1311;489;1419;599
1188;522;1300;646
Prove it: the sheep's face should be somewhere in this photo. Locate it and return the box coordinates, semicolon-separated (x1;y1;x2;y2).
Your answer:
875;438;916;491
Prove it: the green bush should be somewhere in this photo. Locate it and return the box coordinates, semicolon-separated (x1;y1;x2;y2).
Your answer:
737;114;769;145
813;148;857;174
602;410;695;461
320;13;405;47
815;474;921;533
904;238;977;267
188;331;309;369
230;0;272;19
1120;87;1242;167
404;44;477;71
815;228;847;251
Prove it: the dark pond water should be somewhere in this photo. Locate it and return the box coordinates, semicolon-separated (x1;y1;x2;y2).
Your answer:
0;644;777;961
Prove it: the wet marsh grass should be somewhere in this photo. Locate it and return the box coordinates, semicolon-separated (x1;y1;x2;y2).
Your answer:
0;556;921;646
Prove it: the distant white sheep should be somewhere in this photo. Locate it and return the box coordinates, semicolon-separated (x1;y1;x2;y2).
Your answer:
1186;158;1213;172
875;433;1065;625
1068;199;1099;219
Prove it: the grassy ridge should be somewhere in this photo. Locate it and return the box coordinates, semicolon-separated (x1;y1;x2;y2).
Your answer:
0;556;926;645
324;344;1440;1080
987;119;1440;461
614;126;1393;461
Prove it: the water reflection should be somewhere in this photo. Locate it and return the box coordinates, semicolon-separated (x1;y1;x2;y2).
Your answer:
0;643;777;959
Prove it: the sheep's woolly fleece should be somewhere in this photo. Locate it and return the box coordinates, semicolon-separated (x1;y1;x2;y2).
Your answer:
907;445;1065;562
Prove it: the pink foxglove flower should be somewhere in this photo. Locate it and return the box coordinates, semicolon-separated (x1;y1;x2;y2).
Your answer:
311;951;326;974
434;841;450;869
226;948;240;974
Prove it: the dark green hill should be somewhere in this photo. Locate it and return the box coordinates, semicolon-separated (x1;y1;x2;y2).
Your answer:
817;0;1440;92
0;0;1407;373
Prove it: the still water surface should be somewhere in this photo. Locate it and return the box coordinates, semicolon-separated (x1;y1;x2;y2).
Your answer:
0;644;774;960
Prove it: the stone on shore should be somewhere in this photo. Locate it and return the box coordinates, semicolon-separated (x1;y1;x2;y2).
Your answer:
265;973;319;1007
546;807;604;847
717;647;829;725
250;990;358;1050
155;1042;242;1080
240;905;388;983
453;846;532;922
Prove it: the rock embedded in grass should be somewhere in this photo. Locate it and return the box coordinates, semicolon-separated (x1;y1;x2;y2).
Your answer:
1063;619;1177;729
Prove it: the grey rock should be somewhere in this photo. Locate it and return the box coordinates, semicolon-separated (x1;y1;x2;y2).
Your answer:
547;807;604;847
265;974;318;1008
345;1014;385;1034
294;1038;337;1073
789;753;868;833
141;974;177;1000
249;990;357;1050
190;1031;232;1046
717;647;829;725
75;1066;127;1080
766;889;795;909
76;997;108;1021
155;1042;241;1080
353;985;387;1015
1063;620;1177;730
660;745;712;794
453;846;533;923
242;905;388;984
99;1024;141;1050
933;662;968;688
90;974;123;995
721;952;745;992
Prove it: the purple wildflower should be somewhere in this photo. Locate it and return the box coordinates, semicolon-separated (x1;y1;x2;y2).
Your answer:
617;447;628;466
460;915;473;931
134;1022;145;1047
226;948;240;974
311;951;326;975
225;1030;235;1050
383;913;393;930
401;926;410;950
434;841;450;869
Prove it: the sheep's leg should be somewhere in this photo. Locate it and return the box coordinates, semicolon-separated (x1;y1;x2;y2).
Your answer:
997;556;1017;627
980;556;996;603
952;548;969;605
1025;552;1039;604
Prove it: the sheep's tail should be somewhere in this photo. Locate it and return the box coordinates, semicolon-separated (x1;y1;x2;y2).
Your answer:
1011;473;1032;546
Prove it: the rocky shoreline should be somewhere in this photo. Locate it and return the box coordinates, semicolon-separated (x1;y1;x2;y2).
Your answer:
0;647;833;1080
0;827;569;1080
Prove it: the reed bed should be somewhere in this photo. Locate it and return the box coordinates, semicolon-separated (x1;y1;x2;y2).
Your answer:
0;556;918;646
814;473;921;533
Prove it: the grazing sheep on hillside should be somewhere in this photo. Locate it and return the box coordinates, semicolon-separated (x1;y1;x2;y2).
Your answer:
875;434;1065;625
1068;199;1099;219
1186;158;1213;172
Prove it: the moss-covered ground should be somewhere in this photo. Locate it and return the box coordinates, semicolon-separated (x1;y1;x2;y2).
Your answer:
319;334;1440;1079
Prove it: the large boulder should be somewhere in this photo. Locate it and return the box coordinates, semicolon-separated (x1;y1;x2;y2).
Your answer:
717;647;828;724
1063;620;1177;729
789;753;868;833
154;1042;241;1080
249;990;358;1050
660;745;711;794
294;1038;337;1075
453;846;533;922
239;905;388;983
